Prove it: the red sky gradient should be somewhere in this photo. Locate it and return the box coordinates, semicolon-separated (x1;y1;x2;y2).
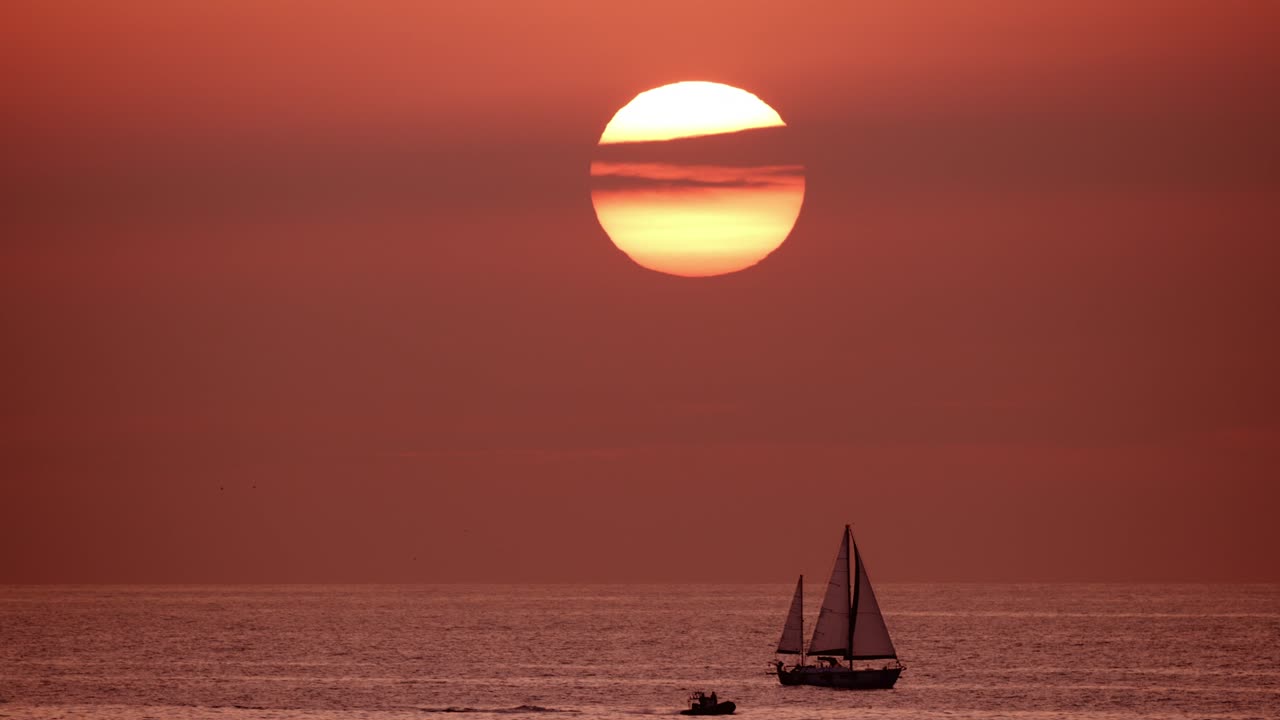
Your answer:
3;1;1278;582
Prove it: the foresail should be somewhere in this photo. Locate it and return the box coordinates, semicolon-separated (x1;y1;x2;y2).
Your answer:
851;546;897;659
807;528;851;657
776;575;805;654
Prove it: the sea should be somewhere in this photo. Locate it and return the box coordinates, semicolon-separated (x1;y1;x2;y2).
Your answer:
1;584;1277;720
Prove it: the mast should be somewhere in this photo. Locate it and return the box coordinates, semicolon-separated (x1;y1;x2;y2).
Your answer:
799;573;805;666
847;525;858;666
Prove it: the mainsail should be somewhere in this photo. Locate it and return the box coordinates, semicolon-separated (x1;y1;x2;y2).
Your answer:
806;525;898;660
776;575;805;654
806;529;851;656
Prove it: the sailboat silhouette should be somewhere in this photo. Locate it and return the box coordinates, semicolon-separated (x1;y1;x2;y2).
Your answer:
774;525;905;689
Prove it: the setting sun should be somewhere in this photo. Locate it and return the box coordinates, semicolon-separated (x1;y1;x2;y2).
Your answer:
599;81;785;144
592;81;804;277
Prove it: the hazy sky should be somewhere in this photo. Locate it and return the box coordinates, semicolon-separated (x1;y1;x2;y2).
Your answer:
3;1;1278;582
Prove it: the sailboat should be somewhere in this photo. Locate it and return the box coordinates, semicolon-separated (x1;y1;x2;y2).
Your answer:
773;525;905;689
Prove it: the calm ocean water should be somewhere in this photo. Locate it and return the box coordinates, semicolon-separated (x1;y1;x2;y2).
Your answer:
1;584;1277;720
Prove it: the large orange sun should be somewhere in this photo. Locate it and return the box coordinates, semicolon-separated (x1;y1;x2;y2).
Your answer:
591;81;805;278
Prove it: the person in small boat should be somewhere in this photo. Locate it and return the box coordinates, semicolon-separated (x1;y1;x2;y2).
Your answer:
690;691;718;709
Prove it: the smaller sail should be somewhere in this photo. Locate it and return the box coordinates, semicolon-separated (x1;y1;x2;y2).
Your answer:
807;527;852;657
776;575;805;654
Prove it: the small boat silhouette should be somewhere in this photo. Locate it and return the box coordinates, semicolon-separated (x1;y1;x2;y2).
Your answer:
679;690;735;715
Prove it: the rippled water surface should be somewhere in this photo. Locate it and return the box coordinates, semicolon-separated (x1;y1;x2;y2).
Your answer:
2;584;1277;719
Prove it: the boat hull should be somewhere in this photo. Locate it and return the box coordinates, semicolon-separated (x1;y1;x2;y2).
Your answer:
680;700;736;715
778;666;901;689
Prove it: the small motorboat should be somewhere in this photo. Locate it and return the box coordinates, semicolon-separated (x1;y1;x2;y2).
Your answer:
680;691;735;715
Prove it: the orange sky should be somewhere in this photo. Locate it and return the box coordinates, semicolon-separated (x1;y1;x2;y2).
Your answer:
2;1;1278;582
